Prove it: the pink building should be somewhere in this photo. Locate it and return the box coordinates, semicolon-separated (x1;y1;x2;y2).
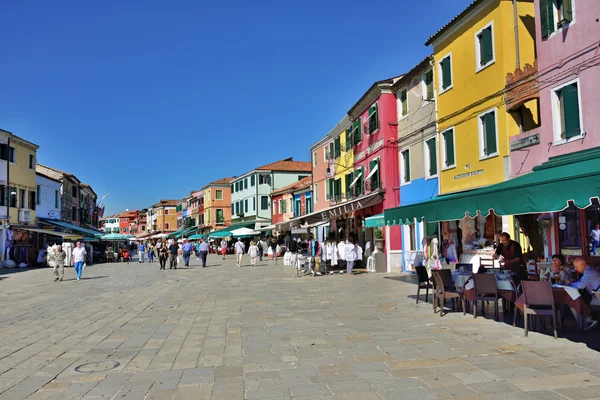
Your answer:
508;0;600;176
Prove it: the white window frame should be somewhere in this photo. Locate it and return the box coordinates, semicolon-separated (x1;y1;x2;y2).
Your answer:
551;77;583;145
477;108;499;160
421;68;434;102
549;0;576;39
441;127;456;171
314;182;318;203
400;148;411;186
437;52;453;95
423;136;439;179
474;21;495;73
323;147;328;162
313;151;317;167
398;88;409;119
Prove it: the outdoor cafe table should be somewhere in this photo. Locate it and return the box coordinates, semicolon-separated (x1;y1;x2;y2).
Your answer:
514;286;590;318
452;271;517;303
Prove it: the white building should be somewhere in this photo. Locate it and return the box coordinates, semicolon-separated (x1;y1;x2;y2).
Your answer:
35;172;61;220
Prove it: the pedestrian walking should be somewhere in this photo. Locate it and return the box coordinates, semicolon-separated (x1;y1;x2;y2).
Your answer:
195;242;201;260
181;240;192;267
138;242;145;263
270;238;278;265
198;238;210;267
168;241;179;269
53;245;66;281
158;245;168;270
235;238;245;267
148;242;155;263
258;237;265;261
220;239;227;260
248;241;259;266
72;241;87;280
345;237;358;276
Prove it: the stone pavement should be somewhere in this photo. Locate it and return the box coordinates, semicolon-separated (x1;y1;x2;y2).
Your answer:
0;255;600;400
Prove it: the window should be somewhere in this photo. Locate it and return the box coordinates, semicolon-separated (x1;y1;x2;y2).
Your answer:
165;209;170;215
345;172;354;198
294;198;301;217
368;103;379;133
19;189;25;208
399;89;408;118
29;154;35;169
0;145;15;163
231;183;234;192
423;70;434;100
325;178;331;200
441;128;456;169
313;152;318;167
54;190;59;208
352;168;364;197
29;190;36;210
251;175;255;186
425;137;438;178
323;147;328;162
401;150;411;184
478;109;498;158
72;185;77;198
165;223;170;230
260;196;269;210
438;54;452;93
345;127;353;151
216;209;224;223
334;136;341;159
0;185;5;207
235;202;240;215
289;199;293;213
475;23;494;70
215;190;223;200
235;181;239;192
541;0;573;39
9;187;16;208
553;80;581;141
244;178;248;189
314;183;318;203
244;199;248;213
352;118;362;145
281;199;287;213
72;206;77;221
258;174;271;186
328;142;334;160
231;204;234;215
369;158;380;190
36;185;41;205
253;197;255;210
306;196;313;214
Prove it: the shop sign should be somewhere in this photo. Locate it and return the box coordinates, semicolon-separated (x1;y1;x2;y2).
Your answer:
510;133;540;151
454;169;484;180
298;193;383;225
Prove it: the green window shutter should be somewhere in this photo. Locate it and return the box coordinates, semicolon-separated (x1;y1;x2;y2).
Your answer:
444;130;455;167
562;83;581;139
480;27;493;65
329;142;334;159
441;57;451;89
483;112;497;155
427;139;437;176
345;172;353;196
346;128;352;151
401;90;408;115
562;0;573;23
335;136;341;158
425;70;434;99
353;118;362;144
540;0;554;39
369;104;379;133
403;151;411;182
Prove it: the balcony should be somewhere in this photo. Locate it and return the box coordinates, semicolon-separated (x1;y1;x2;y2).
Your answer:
505;61;538;112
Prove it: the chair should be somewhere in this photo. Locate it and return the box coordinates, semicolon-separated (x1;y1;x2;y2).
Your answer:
432;270;465;317
472;274;499;321
479;257;495;273
513;281;558;339
415;266;433;304
455;263;473;273
527;261;539;281
435;269;454;290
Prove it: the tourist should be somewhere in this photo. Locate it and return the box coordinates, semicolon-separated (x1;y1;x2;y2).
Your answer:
168;240;179;269
493;232;525;283
257;237;266;261
590;224;600;255
564;257;600;331
181;240;193;267
220;239;228;260
198;238;210;267
158;244;168;270
72;241;87;280
53;245;66;282
235;238;245;267
270;238;278;265
138;241;145;263
148;242;155;263
248;241;259;267
345;237;358;276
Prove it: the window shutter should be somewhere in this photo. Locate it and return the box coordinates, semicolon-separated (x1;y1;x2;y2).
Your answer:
480;27;493;65
562;83;581;139
425;70;434;99
403;151;410;182
427;139;437;177
346;128;352;151
345;172;353;196
484;112;497;155
329;142;334;159
562;0;573;23
444;130;455;167
441;58;451;89
540;0;554;38
401;90;408;115
353;118;362;144
335;136;341;158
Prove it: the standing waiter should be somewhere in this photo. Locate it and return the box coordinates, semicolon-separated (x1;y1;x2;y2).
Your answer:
493;232;526;283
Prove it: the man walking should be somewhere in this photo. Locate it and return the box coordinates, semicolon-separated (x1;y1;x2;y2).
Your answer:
72;242;87;280
168;241;179;269
181;240;193;267
53;245;66;281
258;237;265;262
138;241;145;263
235;238;245;267
158;245;168;270
220;239;227;260
198;239;210;267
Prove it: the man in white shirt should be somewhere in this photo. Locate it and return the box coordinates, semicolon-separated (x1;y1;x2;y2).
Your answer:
235;238;245;267
590;224;600;255
72;242;87;280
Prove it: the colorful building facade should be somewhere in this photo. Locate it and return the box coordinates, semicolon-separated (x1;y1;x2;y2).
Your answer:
202;178;232;232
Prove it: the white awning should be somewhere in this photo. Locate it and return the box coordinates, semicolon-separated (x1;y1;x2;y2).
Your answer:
348;172;362;188
365;164;379;180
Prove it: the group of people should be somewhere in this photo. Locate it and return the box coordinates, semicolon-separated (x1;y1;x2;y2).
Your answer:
50;241;88;281
135;238;212;269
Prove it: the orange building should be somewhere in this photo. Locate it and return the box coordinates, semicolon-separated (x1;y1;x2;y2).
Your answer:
202;177;233;232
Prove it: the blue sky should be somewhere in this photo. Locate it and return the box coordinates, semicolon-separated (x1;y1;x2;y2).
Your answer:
0;0;472;215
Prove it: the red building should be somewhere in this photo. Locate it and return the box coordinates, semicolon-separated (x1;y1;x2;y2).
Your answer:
271;176;312;234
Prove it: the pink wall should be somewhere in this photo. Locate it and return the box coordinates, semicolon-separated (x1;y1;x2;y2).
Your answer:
312;141;329;212
511;0;600;176
353;92;401;250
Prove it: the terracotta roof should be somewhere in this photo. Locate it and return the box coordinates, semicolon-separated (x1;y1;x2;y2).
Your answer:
425;0;485;46
210;177;233;184
151;199;179;208
36;164;81;183
255;157;312;172
271;176;312;196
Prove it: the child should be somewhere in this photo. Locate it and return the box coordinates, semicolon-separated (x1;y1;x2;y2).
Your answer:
248;241;259;267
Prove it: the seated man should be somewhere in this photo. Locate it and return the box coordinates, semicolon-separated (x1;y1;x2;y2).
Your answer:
564;257;600;331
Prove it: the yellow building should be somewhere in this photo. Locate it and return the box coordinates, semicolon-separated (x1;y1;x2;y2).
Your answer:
427;0;536;194
325;116;354;201
149;200;178;232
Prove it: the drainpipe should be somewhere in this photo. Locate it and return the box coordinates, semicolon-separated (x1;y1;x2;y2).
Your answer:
513;0;521;69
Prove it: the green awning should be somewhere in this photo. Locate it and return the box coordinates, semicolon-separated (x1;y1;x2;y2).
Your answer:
175;226;199;238
188;233;206;240
365;214;385;228
384;147;600;225
39;218;105;238
209;230;232;238
167;227;187;237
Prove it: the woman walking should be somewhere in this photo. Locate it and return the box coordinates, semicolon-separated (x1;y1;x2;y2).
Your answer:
148;242;155;263
270;238;278;265
158;244;168;270
248;241;259;267
345;237;358;276
220;239;227;260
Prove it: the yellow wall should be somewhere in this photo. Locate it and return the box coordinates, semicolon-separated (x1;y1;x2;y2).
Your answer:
8;138;38;224
433;0;535;194
156;207;177;231
333;131;354;199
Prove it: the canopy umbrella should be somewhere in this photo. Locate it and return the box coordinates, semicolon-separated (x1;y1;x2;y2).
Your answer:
101;233;135;240
230;227;259;237
188;233;206;240
210;230;232;238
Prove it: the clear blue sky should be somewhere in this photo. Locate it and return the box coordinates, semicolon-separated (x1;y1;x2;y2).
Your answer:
0;0;472;216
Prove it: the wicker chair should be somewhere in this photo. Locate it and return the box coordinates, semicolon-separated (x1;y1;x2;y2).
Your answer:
513;281;558;339
415;266;433;304
432;270;465;317
472;273;499;321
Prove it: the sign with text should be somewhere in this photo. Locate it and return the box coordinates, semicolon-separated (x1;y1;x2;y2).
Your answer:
454;169;484;180
510;133;540;151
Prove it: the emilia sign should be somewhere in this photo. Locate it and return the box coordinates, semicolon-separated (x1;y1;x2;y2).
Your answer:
454;169;484;180
510;133;540;151
298;193;384;225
